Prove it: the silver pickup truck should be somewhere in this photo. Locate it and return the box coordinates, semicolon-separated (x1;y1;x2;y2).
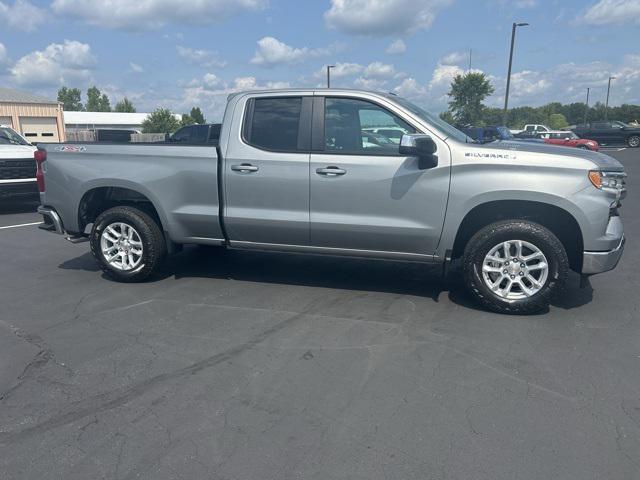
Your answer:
37;89;626;314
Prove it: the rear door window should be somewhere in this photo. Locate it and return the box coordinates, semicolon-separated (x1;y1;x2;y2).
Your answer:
245;97;302;151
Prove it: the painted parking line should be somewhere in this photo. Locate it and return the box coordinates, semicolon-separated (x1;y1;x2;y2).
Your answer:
0;221;42;230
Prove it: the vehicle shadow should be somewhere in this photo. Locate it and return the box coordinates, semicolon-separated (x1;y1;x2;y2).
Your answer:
59;245;593;314
0;196;39;215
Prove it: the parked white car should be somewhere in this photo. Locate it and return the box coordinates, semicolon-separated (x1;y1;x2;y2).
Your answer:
362;126;410;144
0;125;38;198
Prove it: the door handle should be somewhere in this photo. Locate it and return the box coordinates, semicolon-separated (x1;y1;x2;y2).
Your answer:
316;166;346;176
231;163;259;173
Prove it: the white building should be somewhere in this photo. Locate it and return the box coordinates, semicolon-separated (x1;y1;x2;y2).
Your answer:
64;111;182;132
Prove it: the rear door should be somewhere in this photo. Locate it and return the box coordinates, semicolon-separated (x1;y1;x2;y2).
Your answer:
223;95;312;246
590;122;616;144
309;96;450;257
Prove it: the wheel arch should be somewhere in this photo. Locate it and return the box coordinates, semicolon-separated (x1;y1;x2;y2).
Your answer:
451;199;584;272
77;184;167;236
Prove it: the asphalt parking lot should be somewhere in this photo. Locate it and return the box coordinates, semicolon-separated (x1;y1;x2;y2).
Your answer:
1;148;638;480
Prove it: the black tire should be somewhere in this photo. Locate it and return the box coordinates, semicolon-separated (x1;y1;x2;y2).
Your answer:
627;135;640;148
578;145;589;150
90;206;166;282
462;220;569;314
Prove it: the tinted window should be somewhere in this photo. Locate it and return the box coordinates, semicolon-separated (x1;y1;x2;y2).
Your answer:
247;97;302;151
189;125;209;143
208;124;221;142
325;98;415;154
171;126;190;142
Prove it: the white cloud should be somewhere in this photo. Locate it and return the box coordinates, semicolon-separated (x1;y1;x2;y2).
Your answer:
353;77;388;90
328;62;365;78
324;0;454;36
202;73;222;88
440;51;468;66
251;37;329;66
0;0;46;32
363;62;396;79
578;0;640;26
129;62;144;73
393;77;427;98
177;46;227;68
10;40;95;87
385;39;406;54
51;0;266;30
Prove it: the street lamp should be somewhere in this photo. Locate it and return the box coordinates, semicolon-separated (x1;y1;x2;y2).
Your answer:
584;87;590;125
503;22;529;126
604;76;615;121
326;65;335;88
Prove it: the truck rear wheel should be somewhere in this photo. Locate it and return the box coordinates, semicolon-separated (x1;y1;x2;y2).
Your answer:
462;220;569;314
90;206;166;282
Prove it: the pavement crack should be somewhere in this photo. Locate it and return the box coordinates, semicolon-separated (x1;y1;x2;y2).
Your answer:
0;303;312;444
0;320;73;402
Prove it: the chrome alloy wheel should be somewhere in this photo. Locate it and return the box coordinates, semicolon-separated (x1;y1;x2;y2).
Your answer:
481;240;549;300
100;222;144;271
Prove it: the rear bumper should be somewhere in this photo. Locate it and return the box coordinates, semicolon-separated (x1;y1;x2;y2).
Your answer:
37;206;65;235
582;236;625;275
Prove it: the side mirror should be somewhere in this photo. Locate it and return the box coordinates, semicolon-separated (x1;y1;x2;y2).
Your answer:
399;134;438;169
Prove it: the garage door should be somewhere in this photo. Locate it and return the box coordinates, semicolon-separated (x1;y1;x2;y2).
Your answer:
0;116;12;127
19;117;59;143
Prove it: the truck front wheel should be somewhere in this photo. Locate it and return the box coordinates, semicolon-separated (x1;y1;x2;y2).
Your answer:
462;220;569;314
90;206;166;282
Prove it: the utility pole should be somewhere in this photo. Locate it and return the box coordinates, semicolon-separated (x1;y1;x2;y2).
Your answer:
604;76;615;121
326;65;335;88
584;87;590;125
468;48;472;72
503;22;529;126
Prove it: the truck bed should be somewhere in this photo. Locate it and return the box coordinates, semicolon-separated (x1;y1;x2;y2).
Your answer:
41;143;224;244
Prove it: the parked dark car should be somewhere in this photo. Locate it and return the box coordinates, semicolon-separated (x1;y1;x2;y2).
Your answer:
461;126;542;144
573;121;640;147
94;129;139;143
169;123;221;144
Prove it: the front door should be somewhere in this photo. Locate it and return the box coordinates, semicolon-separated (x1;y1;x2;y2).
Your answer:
224;96;312;246
309;96;450;257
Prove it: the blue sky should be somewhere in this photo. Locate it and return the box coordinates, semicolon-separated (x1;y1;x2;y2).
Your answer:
1;0;639;120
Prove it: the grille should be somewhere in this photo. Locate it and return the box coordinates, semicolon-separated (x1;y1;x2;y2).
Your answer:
0;159;36;180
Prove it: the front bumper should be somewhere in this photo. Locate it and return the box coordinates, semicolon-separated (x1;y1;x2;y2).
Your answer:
582;236;625;275
0;179;38;197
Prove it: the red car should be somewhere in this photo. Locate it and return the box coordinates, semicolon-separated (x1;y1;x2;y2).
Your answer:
537;131;599;151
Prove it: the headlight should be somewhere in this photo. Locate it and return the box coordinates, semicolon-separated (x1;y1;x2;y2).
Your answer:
589;170;627;204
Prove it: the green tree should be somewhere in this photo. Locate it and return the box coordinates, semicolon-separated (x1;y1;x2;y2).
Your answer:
114;98;136;113
438;110;456;125
190;107;206;124
548;113;568;130
86;86;111;112
57;87;84;111
180;113;195;127
142;108;181;133
446;72;494;126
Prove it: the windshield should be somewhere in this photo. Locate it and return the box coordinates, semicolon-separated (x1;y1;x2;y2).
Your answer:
496;127;514;140
386;95;473;143
0;127;30;146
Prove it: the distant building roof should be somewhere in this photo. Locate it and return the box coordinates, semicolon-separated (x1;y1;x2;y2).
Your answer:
64;111;182;126
0;87;59;105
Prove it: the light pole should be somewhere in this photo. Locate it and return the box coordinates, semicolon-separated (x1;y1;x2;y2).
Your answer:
584;87;590;125
503;22;529;126
604;76;615;121
326;65;335;88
